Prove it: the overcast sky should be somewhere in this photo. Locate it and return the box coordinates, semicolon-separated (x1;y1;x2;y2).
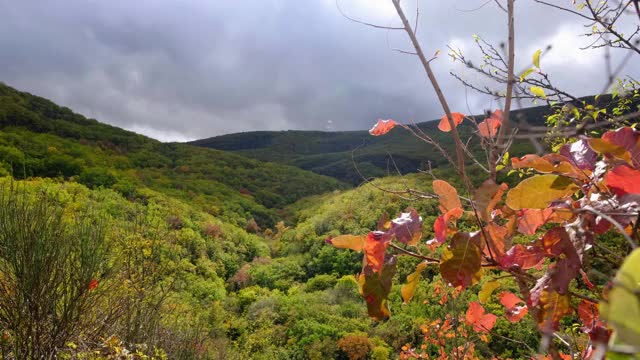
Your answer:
1;0;639;142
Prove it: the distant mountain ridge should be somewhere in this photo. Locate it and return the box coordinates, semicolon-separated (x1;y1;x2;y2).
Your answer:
189;94;632;184
189;105;553;184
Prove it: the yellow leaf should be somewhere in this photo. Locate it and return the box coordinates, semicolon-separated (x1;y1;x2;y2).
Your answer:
329;235;365;252
401;261;427;304
600;248;640;345
479;281;500;304
506;175;579;210
519;68;536;82
440;242;483;288
588;138;633;165
530;86;546;99
533;49;542;68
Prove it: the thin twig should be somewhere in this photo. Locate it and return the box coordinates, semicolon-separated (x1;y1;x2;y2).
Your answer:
389;243;440;262
336;0;404;30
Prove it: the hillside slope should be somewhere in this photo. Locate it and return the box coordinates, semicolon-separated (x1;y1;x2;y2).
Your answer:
0;82;344;227
190;95;627;184
189;107;551;183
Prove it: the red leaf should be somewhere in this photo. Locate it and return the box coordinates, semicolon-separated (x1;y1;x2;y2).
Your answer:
500;243;546;270
500;291;524;309
477;110;502;138
517;208;554;235
601;126;640;167
541;228;581;294
430;207;463;245
364;231;391;273
499;292;529;323
577;300;599;331
369;119;398;136
541;227;572;257
605;164;640;196
88;278;99;291
391;208;423;245
580;269;595;290
438;112;465;132
465;301;498;333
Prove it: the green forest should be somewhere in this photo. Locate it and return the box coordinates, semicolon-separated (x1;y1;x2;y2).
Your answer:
1;0;640;359
0;82;530;359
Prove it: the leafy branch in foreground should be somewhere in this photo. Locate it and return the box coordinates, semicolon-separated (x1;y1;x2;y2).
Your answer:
333;0;640;357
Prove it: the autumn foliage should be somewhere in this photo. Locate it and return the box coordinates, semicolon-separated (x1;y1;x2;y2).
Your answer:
330;113;640;358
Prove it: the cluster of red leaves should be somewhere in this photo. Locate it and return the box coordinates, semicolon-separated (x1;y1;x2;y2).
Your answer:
332;117;640;356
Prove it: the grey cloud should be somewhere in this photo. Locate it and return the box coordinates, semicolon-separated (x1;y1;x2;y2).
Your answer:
0;0;638;141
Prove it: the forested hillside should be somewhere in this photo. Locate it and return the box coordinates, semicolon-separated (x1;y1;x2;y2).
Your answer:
190;94;632;185
0;82;344;228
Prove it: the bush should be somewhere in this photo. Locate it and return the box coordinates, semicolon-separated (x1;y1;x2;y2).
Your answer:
0;183;107;359
305;274;338;292
337;334;373;360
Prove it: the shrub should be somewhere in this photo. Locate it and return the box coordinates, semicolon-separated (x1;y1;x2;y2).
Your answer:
0;183;107;359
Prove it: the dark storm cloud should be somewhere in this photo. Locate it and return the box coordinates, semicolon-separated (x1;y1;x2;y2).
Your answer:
0;0;638;141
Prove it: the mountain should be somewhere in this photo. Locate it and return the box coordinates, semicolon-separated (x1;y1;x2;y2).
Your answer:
189;95;628;184
0;81;345;227
189;107;549;184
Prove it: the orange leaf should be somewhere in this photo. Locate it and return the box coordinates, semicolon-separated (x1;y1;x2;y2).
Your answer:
511;154;585;179
465;301;497;333
538;290;572;332
499;292;529;323
363;231;390;273
517;208;554;235
369;119;398;136
474;180;508;222
601;126;640;167
484;222;508;260
433;180;462;213
588;137;633;165
477;110;503;138
88;278;99;291
438;112;465;132
605;164;640;196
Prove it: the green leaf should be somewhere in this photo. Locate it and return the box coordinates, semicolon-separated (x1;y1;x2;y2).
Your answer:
520;68;536;82
401;261;427;304
505;175;579;210
600;248;640;347
530;86;546;99
359;255;397;320
533;49;542;68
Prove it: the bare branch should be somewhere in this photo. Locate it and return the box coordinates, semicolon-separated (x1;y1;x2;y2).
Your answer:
335;0;404;30
391;0;469;188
